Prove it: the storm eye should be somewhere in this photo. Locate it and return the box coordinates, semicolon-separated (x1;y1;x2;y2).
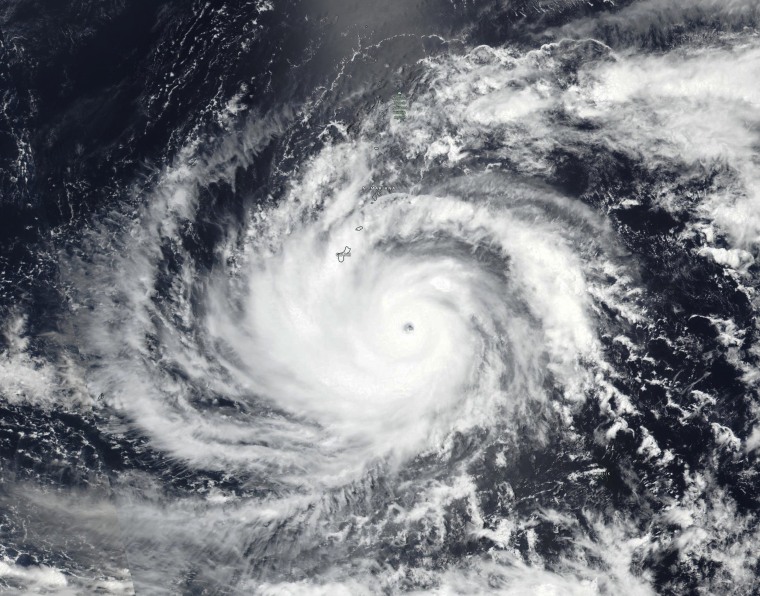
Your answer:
403;323;415;333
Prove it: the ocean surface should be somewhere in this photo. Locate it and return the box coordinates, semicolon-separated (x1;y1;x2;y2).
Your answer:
1;0;759;593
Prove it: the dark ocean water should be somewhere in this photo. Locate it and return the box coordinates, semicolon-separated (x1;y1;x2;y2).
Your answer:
1;0;759;594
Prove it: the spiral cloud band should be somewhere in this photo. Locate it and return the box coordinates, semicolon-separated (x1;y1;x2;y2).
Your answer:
72;62;641;590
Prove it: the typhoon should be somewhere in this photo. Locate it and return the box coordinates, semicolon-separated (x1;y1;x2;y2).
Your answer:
1;0;760;594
